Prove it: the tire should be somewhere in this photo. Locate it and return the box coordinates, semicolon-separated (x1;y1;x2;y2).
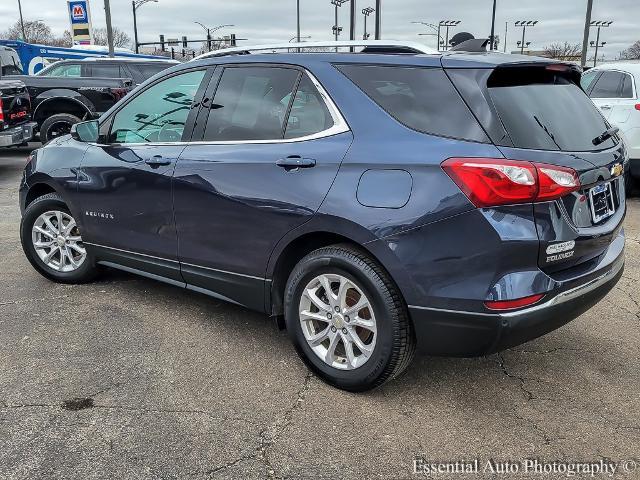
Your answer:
20;193;99;284
39;113;81;144
625;173;637;197
284;244;416;392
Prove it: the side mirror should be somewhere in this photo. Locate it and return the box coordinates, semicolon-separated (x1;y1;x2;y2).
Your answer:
70;120;99;143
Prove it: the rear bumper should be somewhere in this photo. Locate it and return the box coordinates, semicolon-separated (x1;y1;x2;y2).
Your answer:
0;122;36;147
408;235;625;357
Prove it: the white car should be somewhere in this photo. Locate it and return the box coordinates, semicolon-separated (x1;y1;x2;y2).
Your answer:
581;62;640;192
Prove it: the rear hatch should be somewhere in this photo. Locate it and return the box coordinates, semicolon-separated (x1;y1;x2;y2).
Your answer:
0;80;31;130
446;59;626;274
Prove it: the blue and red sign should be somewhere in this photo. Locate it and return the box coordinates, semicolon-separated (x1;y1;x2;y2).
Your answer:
68;1;89;25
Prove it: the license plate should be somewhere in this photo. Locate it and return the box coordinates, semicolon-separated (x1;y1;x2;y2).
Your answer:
589;182;615;223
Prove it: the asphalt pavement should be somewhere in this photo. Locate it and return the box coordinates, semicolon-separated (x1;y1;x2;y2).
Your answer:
1;145;639;479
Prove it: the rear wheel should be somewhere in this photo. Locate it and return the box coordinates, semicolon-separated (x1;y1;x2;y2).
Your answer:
20;193;99;283
40;113;81;144
284;244;415;391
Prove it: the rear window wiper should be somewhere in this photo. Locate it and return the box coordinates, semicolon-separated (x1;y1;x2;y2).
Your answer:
592;126;619;146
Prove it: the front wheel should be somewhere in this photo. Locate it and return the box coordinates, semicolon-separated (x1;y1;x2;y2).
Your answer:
284;244;415;391
39;113;81;144
20;193;99;283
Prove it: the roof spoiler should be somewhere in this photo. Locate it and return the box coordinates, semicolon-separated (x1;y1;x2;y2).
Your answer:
450;38;489;53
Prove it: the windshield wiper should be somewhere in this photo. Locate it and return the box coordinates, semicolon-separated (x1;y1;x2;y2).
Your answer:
592;126;619;146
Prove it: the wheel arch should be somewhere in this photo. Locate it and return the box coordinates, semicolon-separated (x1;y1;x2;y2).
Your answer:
266;220;418;319
33;94;93;125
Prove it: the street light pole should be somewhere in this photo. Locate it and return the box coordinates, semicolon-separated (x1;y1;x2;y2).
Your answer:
490;0;497;51
17;0;27;42
515;20;537;55
412;21;443;50
133;0;159;54
363;7;374;40
589;21;612;67
438;20;461;51
581;0;594;67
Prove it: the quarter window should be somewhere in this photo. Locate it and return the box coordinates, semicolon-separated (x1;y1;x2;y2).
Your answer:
109;69;206;144
284;74;334;139
203;67;300;141
337;64;488;142
620;73;634;98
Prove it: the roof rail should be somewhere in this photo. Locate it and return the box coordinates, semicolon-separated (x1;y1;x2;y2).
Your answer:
191;40;438;61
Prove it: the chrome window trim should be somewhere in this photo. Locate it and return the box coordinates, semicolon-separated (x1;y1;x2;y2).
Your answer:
99;69;350;148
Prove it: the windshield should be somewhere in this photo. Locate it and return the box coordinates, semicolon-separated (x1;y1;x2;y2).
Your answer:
489;80;616;152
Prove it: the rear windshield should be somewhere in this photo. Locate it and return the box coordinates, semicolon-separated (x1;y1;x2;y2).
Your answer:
336;64;489;143
488;72;615;152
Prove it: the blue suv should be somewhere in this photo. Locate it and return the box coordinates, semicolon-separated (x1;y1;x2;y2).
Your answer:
19;42;626;391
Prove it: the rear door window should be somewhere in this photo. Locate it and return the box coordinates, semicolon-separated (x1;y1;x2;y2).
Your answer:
336;64;489;143
589;71;625;98
203;66;300;141
91;64;121;78
489;76;616;151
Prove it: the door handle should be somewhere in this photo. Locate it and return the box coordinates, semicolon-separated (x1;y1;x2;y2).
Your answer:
600;105;612;109
276;155;316;171
145;155;172;168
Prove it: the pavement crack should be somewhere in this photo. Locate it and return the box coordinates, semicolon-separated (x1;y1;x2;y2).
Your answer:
258;372;314;479
495;353;534;401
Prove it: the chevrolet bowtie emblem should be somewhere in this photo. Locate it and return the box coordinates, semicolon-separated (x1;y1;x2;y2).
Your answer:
610;163;623;178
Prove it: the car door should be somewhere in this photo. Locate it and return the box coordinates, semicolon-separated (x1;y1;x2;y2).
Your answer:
76;67;211;281
173;65;352;310
587;70;626;120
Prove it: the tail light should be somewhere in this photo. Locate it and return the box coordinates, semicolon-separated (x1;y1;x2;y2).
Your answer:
0;97;4;124
635;104;640;111
111;88;128;101
442;158;580;208
485;293;545;311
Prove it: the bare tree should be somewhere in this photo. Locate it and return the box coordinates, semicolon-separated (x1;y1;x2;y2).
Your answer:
2;20;55;44
543;42;582;60
619;41;640;60
92;27;132;49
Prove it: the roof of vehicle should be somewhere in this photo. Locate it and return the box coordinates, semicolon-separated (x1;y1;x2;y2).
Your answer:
185;40;573;70
589;61;640;75
51;57;179;64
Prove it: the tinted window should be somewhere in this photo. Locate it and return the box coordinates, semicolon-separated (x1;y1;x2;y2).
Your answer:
203;67;299;141
1;64;23;75
109;69;205;144
490;80;615;151
620;73;634;98
590;71;624;98
46;63;81;77
337;64;488;142
91;64;121;78
133;63;173;81
284;74;333;139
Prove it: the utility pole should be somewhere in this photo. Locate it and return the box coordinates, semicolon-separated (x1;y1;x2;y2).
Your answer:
503;21;508;52
374;0;381;39
296;0;301;43
490;0;497;50
104;0;115;57
581;0;594;67
132;1;139;53
350;0;356;44
17;0;27;42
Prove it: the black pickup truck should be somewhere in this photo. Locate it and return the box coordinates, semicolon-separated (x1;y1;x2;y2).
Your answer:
3;75;134;143
0;79;36;147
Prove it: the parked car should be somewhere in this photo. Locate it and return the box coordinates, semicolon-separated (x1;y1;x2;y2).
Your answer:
0;79;36;147
18;42;626;391
36;57;179;85
3;74;133;143
581;62;640;193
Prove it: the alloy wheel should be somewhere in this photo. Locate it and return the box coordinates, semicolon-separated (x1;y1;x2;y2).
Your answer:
298;273;377;370
31;210;86;272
